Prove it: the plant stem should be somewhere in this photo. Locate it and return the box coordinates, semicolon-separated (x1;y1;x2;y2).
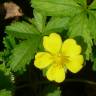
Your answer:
65;79;96;85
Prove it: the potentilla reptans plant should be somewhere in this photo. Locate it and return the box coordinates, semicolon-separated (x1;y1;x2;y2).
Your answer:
0;0;96;96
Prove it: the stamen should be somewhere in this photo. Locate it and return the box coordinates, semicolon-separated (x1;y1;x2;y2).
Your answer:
53;53;70;68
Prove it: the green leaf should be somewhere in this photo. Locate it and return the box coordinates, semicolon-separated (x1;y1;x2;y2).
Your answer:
0;52;3;62
92;57;96;71
0;64;10;76
6;21;40;39
68;12;93;60
88;11;96;41
42;84;61;96
0;64;13;90
74;0;87;6
89;0;96;9
31;0;82;17
33;10;46;33
8;36;40;72
44;16;70;35
3;35;16;50
92;46;96;71
0;89;11;96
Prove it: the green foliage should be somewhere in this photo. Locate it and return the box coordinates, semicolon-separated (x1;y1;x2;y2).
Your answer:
74;0;87;5
68;12;93;60
92;46;96;71
3;35;16;50
31;0;82;17
0;64;13;91
6;21;40;39
33;10;46;33
44;17;70;34
0;89;11;96
0;52;3;62
8;37;40;72
1;0;96;96
31;0;96;60
89;0;96;9
41;84;61;96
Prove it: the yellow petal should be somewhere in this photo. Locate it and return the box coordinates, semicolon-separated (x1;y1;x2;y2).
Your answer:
66;55;84;73
46;64;65;83
34;52;53;69
62;39;81;56
43;33;62;54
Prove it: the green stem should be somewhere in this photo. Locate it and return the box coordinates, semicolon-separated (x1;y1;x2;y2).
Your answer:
65;79;96;85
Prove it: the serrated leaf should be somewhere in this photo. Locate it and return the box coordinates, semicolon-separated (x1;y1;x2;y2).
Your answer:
0;89;11;96
68;13;93;60
8;36;40;72
31;0;82;17
3;35;16;50
6;21;40;39
33;10;46;33
44;16;70;35
89;0;96;9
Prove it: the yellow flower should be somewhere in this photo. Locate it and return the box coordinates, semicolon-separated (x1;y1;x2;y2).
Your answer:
34;33;84;83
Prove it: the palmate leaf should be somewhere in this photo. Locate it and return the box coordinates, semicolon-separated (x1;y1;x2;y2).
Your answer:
6;21;40;39
8;36;40;72
0;89;11;96
68;12;93;60
31;0;82;17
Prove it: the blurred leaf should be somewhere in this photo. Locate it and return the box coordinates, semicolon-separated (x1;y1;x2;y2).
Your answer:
0;52;4;62
42;85;61;96
0;64;13;90
0;64;10;76
6;21;40;39
0;89;11;96
44;17;70;35
31;0;82;17
92;46;96;71
89;0;96;9
33;10;46;33
8;36;40;72
92;58;96;71
74;0;87;5
68;12;93;60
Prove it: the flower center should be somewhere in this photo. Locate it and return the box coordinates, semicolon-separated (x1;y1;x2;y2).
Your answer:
54;53;69;68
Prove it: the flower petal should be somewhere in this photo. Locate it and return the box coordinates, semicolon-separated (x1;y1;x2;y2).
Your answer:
34;52;53;69
66;55;84;73
62;39;81;56
43;33;62;54
46;64;65;83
